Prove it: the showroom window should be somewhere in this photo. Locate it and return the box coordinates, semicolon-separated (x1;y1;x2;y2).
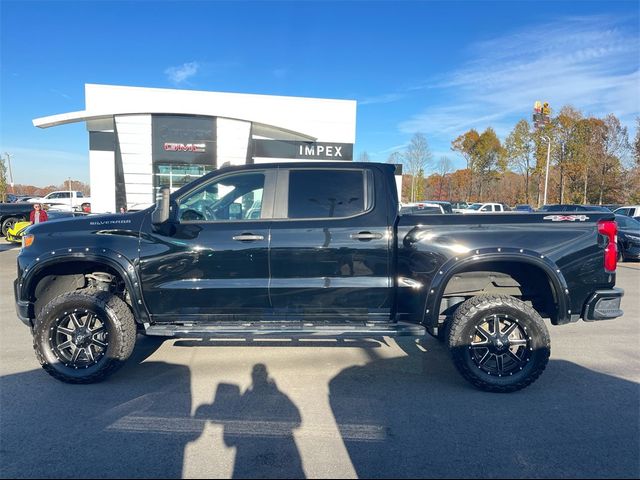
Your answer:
152;115;216;192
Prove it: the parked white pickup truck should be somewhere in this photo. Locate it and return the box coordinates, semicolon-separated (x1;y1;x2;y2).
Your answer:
460;202;510;213
28;191;91;212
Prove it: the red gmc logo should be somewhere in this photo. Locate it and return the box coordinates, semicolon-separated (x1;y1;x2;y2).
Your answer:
163;143;206;152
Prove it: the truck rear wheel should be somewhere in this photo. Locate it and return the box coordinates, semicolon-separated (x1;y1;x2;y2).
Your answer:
33;290;137;383
447;294;550;393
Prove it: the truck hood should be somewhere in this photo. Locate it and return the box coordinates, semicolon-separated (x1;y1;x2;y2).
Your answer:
27;210;148;236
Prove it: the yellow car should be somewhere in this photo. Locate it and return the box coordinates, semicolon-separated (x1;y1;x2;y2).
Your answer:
6;211;85;243
6;220;31;243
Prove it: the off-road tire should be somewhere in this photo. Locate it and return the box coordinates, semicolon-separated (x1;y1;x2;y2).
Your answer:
33;290;137;383
447;294;550;393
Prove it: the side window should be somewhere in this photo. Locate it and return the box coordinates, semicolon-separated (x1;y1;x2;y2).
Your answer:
288;170;368;219
480;205;490;212
60;192;71;199
77;192;84;198
178;172;265;222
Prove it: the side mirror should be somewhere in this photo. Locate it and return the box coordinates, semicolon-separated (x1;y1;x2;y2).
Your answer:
152;187;170;225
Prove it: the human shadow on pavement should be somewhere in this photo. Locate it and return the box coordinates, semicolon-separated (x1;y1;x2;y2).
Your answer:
329;336;640;479
0;336;202;479
194;363;305;479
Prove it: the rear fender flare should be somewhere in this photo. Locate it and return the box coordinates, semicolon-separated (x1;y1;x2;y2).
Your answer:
422;247;571;327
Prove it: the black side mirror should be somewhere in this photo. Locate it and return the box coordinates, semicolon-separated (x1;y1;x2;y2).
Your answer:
152;187;170;225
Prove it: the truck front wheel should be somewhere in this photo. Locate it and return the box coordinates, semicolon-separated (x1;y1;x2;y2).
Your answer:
447;294;550;393
33;290;137;383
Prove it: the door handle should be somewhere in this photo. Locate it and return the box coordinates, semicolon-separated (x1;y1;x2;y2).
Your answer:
350;231;383;240
232;234;265;242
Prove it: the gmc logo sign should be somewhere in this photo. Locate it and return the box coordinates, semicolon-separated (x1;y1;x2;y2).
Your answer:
163;143;206;152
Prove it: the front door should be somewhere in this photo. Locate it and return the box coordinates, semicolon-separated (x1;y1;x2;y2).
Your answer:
268;167;392;321
139;170;273;322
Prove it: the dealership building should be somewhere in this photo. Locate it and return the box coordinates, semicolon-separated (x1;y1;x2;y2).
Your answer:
33;84;358;213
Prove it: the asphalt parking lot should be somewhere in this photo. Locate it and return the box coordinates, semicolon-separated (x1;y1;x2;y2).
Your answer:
1;239;638;479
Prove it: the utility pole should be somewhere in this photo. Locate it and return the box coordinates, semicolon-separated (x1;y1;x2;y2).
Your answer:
4;152;15;193
541;136;551;206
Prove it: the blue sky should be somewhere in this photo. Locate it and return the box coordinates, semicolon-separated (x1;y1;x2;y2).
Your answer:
1;0;638;186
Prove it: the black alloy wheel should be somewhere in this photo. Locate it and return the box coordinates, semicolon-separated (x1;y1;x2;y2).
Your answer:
33;290;137;383
50;309;109;369
468;314;531;377
447;294;550;393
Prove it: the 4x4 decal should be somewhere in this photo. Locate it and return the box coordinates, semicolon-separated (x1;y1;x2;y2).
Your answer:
543;215;590;222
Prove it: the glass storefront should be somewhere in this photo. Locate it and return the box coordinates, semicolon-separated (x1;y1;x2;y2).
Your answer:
154;164;216;191
152;115;216;193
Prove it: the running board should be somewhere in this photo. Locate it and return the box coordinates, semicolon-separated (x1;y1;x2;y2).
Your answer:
144;321;425;338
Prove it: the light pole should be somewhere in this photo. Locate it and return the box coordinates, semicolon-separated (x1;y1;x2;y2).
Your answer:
541;136;551;206
4;152;15;193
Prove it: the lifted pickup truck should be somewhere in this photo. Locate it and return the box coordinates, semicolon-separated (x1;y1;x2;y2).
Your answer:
14;163;624;392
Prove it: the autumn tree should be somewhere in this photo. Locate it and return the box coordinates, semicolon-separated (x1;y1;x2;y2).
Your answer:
634;117;640;165
505;119;534;204
596;114;630;204
435;156;452;200
404;133;433;202
386;151;403;164
451;129;480;201
474;128;503;201
0;155;7;202
357;151;370;162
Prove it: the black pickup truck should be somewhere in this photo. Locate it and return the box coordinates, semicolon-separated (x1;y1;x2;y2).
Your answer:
1;202;34;237
13;162;624;391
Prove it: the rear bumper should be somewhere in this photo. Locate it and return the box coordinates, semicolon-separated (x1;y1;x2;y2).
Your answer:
583;288;624;321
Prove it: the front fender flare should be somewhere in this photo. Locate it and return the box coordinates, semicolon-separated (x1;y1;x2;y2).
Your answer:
19;246;150;324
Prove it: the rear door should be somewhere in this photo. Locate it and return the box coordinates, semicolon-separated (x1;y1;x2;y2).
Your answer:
268;167;392;321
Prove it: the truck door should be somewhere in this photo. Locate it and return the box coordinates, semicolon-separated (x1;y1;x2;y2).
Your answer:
138;170;274;322
268;167;392;321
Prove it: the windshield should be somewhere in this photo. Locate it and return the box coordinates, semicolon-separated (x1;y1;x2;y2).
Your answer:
467;203;482;210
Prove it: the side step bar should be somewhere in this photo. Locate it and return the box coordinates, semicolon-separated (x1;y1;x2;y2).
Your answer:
144;321;426;338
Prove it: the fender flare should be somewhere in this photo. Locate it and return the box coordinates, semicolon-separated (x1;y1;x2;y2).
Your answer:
422;247;572;327
19;246;150;324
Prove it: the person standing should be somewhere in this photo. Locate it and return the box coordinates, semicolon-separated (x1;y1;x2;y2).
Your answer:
30;203;48;224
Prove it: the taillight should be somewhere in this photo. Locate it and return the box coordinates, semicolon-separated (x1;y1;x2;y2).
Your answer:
598;220;617;272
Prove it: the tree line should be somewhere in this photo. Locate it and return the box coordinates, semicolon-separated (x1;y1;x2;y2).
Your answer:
371;108;640;206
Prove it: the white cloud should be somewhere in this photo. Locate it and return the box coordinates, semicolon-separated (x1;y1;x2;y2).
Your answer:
401;15;639;143
360;93;407;106
164;61;200;85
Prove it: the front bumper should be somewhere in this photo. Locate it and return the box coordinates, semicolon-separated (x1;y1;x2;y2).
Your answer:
583;288;624;321
13;278;33;327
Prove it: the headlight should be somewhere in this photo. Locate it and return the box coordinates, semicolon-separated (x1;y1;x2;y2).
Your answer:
22;234;34;248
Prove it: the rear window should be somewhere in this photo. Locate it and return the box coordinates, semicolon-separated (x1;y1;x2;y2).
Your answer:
400;206;441;215
288;170;368;219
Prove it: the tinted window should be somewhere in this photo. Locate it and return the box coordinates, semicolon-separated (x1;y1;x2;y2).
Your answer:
288;170;366;219
617;215;640;229
400;206;441;215
178;172;264;222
